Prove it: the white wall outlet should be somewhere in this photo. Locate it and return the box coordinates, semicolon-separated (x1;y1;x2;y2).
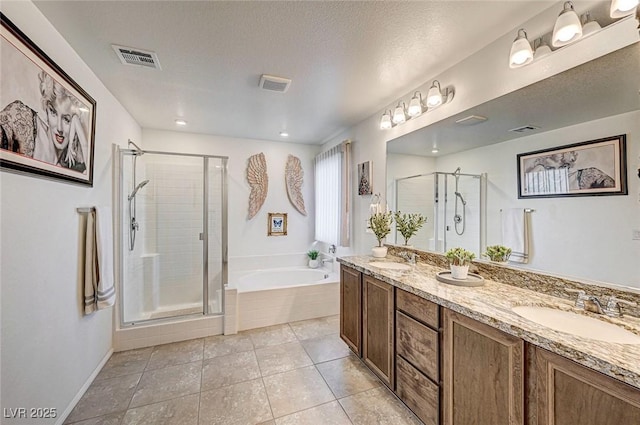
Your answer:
633;229;640;241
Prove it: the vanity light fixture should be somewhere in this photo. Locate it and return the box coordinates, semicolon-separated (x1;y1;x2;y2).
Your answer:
175;119;187;126
581;11;602;36
426;81;447;108
610;0;639;18
509;29;534;68
552;2;583;47
392;102;408;124
407;92;426;118
533;37;552;61
379;110;394;130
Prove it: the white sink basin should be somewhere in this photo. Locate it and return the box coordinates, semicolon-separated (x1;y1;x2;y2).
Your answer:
369;261;412;271
512;306;640;344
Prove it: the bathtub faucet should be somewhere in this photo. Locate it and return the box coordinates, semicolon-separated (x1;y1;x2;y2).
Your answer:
328;244;336;254
321;258;334;265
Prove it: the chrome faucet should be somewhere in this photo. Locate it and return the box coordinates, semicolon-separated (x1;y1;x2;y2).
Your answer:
568;289;604;314
328;244;337;254
397;251;417;264
321;258;334;265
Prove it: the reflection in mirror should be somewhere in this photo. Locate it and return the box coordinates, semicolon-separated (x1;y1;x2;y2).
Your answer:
386;43;640;287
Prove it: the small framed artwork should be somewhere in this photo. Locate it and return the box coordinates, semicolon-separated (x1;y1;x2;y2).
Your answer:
358;161;372;195
0;13;97;186
268;212;287;236
517;135;627;199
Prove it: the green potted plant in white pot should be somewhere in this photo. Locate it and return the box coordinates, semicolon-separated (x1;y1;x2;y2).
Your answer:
445;247;476;280
307;249;320;268
369;211;393;258
394;211;427;247
482;245;512;263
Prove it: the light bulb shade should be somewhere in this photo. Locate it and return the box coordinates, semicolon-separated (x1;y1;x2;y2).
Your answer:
392;104;406;124
426;82;443;108
610;0;639;18
407;93;423;117
582;20;601;36
552;2;582;47
509;30;534;68
380;112;392;130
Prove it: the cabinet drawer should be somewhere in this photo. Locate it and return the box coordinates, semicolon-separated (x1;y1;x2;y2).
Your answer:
396;288;439;329
396;355;439;425
396;311;439;382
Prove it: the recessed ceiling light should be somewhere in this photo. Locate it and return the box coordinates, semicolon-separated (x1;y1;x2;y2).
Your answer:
431;148;439;154
175;119;187;126
279;131;289;138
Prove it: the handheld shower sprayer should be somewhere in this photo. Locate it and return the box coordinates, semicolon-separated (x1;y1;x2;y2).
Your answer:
128;180;149;200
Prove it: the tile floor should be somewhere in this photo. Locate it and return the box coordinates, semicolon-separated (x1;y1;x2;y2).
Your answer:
65;315;422;425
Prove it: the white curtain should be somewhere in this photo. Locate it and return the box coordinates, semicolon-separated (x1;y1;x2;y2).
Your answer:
315;140;351;246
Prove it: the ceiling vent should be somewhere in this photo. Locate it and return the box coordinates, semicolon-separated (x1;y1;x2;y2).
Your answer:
112;44;161;70
509;125;540;133
259;74;291;92
455;115;488;126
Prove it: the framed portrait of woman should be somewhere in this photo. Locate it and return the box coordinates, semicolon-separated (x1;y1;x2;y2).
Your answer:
0;13;96;186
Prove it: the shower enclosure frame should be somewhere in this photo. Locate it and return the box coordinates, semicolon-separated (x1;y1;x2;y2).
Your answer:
116;146;229;328
394;171;487;254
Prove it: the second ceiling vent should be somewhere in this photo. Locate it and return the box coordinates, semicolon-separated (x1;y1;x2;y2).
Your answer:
112;44;161;70
259;74;291;93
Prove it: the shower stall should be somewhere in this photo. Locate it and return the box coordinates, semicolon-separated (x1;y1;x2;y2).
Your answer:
393;170;486;256
116;145;228;326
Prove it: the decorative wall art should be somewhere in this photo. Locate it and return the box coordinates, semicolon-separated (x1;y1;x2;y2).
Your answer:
358;160;372;195
0;13;96;186
267;212;287;236
517;135;627;198
285;154;307;215
246;152;268;219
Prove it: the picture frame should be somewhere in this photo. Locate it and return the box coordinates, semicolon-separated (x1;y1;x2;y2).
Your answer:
517;135;627;199
268;212;287;236
358;160;372;195
0;13;96;186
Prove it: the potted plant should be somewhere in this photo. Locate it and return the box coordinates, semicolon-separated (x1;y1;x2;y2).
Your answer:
483;245;512;263
369;211;393;258
394;211;427;246
445;247;476;279
307;250;320;268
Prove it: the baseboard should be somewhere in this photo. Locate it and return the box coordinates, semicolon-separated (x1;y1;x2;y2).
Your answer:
56;348;113;425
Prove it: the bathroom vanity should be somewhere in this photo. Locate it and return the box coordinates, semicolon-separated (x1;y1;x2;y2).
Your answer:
338;253;640;425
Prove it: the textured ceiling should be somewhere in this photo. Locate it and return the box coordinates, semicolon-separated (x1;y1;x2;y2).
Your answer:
33;1;554;144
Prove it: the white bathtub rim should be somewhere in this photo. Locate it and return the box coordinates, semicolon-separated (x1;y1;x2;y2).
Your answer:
228;266;338;293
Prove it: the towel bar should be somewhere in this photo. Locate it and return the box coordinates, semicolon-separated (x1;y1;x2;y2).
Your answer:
500;208;535;213
77;207;95;213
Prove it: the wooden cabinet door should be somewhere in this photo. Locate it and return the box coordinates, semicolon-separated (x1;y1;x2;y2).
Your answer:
442;309;525;425
536;348;640;425
340;265;362;356
363;275;394;388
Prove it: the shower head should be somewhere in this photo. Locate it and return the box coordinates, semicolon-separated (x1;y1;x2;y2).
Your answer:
455;191;467;205
128;180;149;200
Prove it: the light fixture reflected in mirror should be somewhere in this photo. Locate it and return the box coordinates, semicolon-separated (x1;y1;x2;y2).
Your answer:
552;1;582;47
581;11;602;36
407;92;426;118
379;110;393;130
610;0;639;17
392;102;407;124
509;29;534;68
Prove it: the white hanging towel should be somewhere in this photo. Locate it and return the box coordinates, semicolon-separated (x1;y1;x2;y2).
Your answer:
502;208;530;264
83;207;115;315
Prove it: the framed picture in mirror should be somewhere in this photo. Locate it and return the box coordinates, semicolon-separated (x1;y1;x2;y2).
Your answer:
517;135;627;198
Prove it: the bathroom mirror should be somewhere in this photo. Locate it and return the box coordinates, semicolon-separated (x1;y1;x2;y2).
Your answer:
386;42;640;287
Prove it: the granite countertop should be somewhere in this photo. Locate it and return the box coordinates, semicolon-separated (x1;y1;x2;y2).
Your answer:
338;255;640;390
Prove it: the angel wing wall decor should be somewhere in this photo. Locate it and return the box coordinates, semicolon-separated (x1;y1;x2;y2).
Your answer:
247;152;268;219
285;154;307;216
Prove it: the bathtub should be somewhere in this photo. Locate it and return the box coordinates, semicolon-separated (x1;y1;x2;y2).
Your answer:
226;266;340;332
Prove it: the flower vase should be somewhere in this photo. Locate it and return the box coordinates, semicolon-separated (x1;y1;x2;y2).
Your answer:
450;264;470;280
371;246;388;258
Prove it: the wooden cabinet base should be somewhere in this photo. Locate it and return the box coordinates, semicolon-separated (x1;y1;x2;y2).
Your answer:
396;355;439;425
536;348;640;425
